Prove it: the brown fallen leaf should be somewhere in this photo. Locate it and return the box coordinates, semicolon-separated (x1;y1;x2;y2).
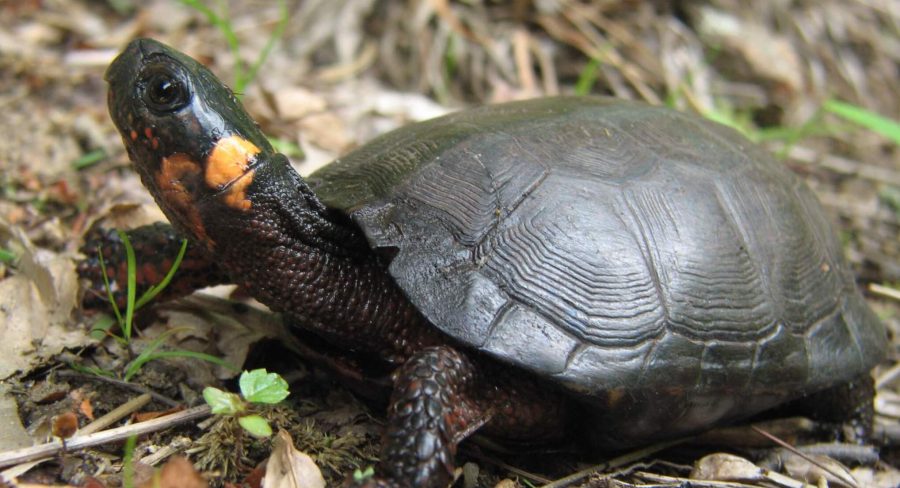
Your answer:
137;456;207;488
79;397;94;421
263;430;326;488
691;452;809;487
0;223;83;379
241;462;267;488
782;452;858;488
692;452;764;482
82;476;107;488
133;406;184;423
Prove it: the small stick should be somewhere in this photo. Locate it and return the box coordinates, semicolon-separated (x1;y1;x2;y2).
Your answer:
875;361;900;389
869;283;900;303
751;426;859;488
539;438;686;488
0;405;210;469
79;393;153;435
56;370;180;407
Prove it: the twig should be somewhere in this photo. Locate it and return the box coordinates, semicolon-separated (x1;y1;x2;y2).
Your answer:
750;426;859;488
635;470;780;487
465;451;552;485
869;283;900;303
79;393;152;435
0;405;211;469
56;370;180;407
875;361;900;389
780;144;900;187
539;438;686;488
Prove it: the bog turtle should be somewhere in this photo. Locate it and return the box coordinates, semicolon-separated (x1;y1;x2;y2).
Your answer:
87;38;886;487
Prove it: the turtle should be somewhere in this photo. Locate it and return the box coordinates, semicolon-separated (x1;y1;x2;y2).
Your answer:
83;38;887;487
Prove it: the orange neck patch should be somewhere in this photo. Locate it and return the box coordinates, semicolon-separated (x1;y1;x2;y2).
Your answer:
205;135;260;211
157;153;211;245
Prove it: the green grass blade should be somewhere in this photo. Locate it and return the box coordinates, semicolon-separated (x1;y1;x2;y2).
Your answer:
824;99;900;145
123;435;137;488
179;0;244;91
116;230;138;342
126;350;235;381
243;0;289;91
123;327;179;381
135;238;189;310
96;250;125;330
72;149;107;170
575;58;601;96
68;362;115;378
124;327;236;381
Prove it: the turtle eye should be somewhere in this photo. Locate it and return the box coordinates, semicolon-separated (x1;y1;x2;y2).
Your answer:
142;66;190;113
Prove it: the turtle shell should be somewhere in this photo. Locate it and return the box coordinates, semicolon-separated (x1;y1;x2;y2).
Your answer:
308;97;885;405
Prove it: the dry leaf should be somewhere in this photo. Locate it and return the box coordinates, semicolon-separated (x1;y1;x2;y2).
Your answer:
82;476;107;488
851;464;900;488
79;397;94;421
0;388;31;449
263;430;326;488
692;453;766;482
298;112;352;154
133;406;183;423
0;222;84;378
241;463;267;488
156;292;291;380
783;452;858;488
692;452;811;488
137;456;207;488
269;87;327;121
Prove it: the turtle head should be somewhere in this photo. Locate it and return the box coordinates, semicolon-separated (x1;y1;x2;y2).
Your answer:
105;38;276;246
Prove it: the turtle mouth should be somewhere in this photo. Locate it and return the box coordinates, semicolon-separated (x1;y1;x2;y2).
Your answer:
197;133;264;209
209;157;261;197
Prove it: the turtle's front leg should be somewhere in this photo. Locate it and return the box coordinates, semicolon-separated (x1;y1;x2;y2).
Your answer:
356;346;490;488
353;346;574;488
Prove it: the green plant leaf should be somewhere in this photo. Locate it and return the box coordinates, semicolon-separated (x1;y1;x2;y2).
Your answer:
72;149;107;170
203;386;245;415
89;314;118;341
353;466;375;482
239;369;290;404
824;99;900;145
0;248;16;264
238;414;273;438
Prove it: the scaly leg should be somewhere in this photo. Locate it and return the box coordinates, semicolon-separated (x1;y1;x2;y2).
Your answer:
356;346;570;488
357;346;487;488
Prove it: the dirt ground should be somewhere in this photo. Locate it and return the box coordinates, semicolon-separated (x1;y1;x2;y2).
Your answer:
0;1;898;487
